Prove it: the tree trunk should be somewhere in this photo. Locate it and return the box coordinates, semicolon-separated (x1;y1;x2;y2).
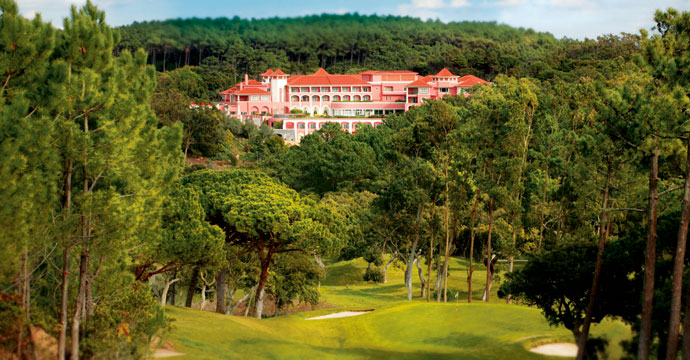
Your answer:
382;252;395;284
405;206;422;301
70;248;89;360
434;259;442;294
484;198;494;302
639;149;659;360
415;255;426;298
404;239;417;301
161;278;180;308
85;274;94;322
231;294;249;316
170;269;177;305
681;281;690;359
468;189;480;303
254;247;274;319
666;139;690;360
185;267;199;308
200;284;207;310
576;168;611;360
427;224;434;302
58;158;72;360
442;164;451;303
216;270;227;314
314;254;325;289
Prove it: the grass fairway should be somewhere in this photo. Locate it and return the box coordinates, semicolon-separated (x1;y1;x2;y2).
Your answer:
163;257;630;359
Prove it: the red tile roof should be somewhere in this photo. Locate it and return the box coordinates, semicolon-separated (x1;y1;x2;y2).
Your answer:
273;68;288;75
457;75;491;87
313;68;329;75
233;87;270;95
435;68;457;77
406;76;432;87
260;69;274;76
219;86;237;94
360;70;418;74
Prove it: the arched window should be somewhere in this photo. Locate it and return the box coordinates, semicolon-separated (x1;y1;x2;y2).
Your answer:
291;95;299;102
301;95;309;101
312;95;320;102
353;95;361;101
343;95;350;101
363;95;370;101
333;95;341;101
298;123;305;129
322;95;330;101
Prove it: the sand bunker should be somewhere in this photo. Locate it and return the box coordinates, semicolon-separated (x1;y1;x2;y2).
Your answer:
306;310;374;320
529;342;578;357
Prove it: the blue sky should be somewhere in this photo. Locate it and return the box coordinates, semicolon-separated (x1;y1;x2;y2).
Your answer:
17;0;690;39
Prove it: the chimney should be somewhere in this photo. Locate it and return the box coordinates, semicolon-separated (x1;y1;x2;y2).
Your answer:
245;73;249;85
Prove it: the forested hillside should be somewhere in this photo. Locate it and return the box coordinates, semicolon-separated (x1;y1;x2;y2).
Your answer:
116;14;638;85
3;1;690;359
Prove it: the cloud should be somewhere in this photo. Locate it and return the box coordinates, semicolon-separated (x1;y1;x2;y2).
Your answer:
334;8;349;15
449;0;470;7
411;0;447;9
494;0;528;6
398;0;470;18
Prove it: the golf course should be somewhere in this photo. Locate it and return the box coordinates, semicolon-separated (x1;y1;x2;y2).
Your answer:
162;257;630;359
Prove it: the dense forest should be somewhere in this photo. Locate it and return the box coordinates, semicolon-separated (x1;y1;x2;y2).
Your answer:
116;14;639;91
2;1;690;359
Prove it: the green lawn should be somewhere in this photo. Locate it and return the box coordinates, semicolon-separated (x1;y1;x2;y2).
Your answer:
162;257;631;359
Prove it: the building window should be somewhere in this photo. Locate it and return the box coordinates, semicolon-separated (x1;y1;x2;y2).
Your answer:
409;97;417;103
343;95;350;101
250;95;259;101
301;87;309;92
311;87;319;92
291;87;299;92
322;95;330;101
440;88;449;93
312;95;320;102
419;88;429;94
301;95;309;101
363;87;371;92
353;87;361;92
353;95;361;101
333;95;341;101
321;87;329;92
308;123;316;129
363;95;370;101
261;95;270;101
384;86;393;92
332;87;340;92
342;87;350;92
291;95;299;102
342;123;350;129
298;123;305;129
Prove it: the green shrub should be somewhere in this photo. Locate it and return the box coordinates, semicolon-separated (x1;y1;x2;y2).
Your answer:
363;266;384;283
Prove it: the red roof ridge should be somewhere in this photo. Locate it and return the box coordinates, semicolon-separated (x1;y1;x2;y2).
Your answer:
234;87;270;95
435;68;456;77
313;68;329;75
406;76;433;87
273;68;288;75
457;75;491;86
260;69;275;76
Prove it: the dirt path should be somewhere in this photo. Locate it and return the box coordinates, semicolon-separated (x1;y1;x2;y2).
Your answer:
529;342;577;357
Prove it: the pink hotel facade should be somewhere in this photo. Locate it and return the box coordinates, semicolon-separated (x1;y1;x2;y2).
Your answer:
218;67;490;141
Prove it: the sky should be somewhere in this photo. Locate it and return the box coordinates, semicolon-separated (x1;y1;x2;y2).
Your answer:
16;0;690;39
